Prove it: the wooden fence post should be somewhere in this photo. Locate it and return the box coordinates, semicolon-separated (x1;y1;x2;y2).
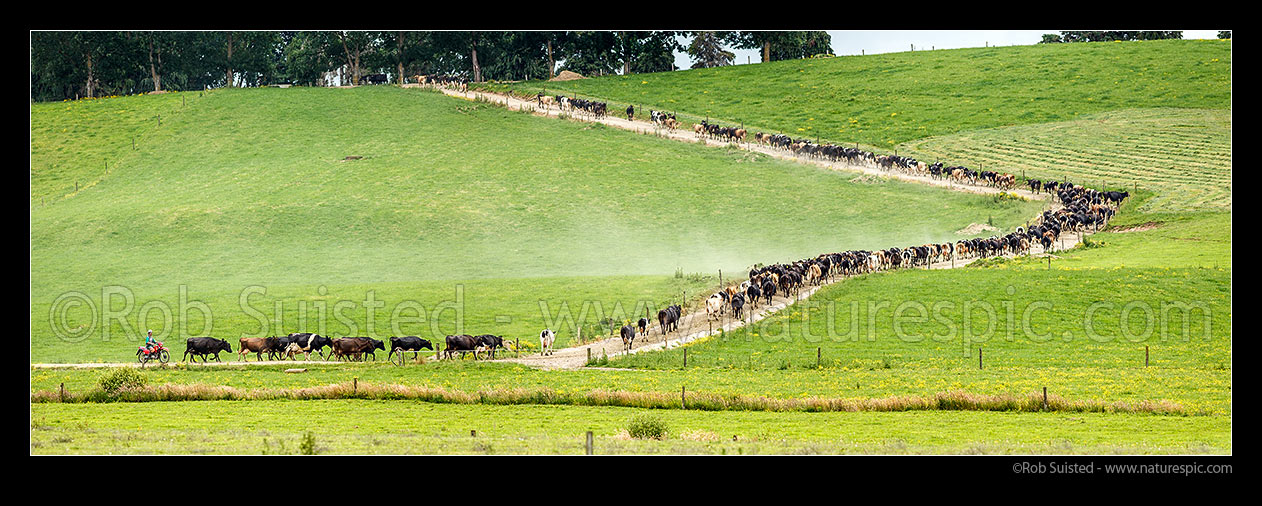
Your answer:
1042;387;1048;411
353;376;357;395
683;347;688;367
585;431;593;455
1145;346;1149;367
59;382;65;403
681;386;686;409
978;347;983;370
816;347;821;368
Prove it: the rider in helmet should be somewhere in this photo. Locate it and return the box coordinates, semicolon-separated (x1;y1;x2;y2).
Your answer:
143;329;157;353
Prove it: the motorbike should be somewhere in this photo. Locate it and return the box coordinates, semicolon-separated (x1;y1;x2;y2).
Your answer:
136;341;170;364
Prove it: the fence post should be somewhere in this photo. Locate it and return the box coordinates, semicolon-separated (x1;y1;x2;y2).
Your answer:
353;376;357;395
816;347;821;368
587;347;591;363
585;431;593;455
59;382;65;403
978;348;983;370
681;386;686;409
1042;387;1048;411
683;347;688;367
1145;346;1149;367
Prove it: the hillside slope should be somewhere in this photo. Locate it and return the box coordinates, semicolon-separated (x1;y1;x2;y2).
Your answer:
497;40;1231;150
30;86;1042;361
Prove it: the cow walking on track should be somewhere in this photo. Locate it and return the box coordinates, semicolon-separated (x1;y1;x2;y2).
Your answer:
184;337;232;362
620;324;637;352
540;329;556;356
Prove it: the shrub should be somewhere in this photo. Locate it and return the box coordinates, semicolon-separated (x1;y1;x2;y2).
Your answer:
627;414;668;440
98;367;147;395
299;431;317;455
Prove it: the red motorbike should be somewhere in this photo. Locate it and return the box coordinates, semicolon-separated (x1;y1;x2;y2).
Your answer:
137;341;170;364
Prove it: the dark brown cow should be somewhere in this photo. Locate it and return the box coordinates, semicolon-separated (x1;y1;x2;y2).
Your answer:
330;337;376;361
444;334;480;360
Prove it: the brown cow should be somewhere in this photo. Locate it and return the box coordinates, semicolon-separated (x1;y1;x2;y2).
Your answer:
330;337;384;361
238;337;280;362
331;338;370;361
330;338;358;361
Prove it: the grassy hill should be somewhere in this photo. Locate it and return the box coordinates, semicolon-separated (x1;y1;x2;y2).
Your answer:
30;86;1041;362
900;108;1231;212
491;40;1230;150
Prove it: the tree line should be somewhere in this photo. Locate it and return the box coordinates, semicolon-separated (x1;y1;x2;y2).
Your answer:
30;31;832;103
1039;31;1184;44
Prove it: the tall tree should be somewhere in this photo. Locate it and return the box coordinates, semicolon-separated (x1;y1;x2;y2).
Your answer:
224;31;236;86
728;31;832;62
687;31;734;69
629;31;682;73
558;31;620;77
382;31;426;84
728;31;776;62
335;31;377;85
456;31;481;82
141;31;184;92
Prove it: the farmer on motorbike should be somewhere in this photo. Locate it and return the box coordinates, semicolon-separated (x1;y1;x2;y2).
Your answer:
143;329;157;353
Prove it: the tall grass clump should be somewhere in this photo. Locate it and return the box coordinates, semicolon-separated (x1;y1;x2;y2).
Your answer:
627;413;668;440
97;368;147;397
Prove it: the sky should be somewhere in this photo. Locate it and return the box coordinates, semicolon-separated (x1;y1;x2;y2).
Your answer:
671;30;1225;70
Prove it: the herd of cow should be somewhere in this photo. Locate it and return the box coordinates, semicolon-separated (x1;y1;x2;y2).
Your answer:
175;179;1125;364
746;133;1025;190
416;74;468;89
166;83;1133;365
536;94;608;119
696;120;747;143
693;183;1128;322
180;332;513;364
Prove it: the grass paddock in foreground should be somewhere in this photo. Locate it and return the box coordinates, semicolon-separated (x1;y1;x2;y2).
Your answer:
30;399;1230;455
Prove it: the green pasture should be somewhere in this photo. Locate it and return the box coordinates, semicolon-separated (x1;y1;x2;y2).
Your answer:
30;85;1041;363
30;400;1230;454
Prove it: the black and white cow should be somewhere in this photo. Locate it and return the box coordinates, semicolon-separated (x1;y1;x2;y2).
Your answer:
620;324;636;352
539;328;556;356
